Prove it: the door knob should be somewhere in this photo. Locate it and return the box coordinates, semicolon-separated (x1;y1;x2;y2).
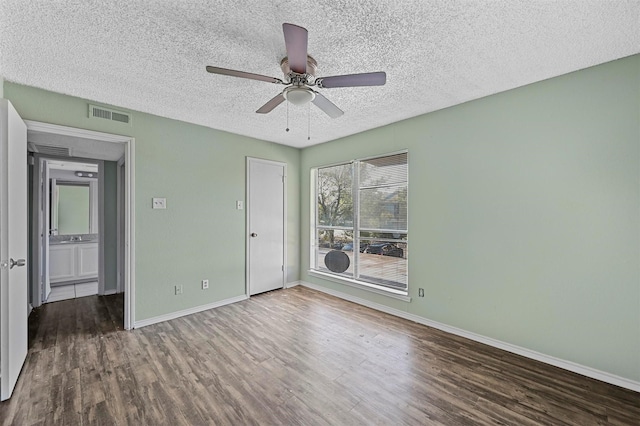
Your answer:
10;258;25;269
250;233;258;237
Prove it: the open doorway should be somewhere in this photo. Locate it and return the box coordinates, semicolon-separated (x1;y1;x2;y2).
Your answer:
36;158;102;304
26;121;135;329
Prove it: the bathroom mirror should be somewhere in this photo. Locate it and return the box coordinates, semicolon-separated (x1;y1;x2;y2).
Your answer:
51;181;97;235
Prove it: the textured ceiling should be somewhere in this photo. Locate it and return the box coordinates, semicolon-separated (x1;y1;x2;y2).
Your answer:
1;1;638;148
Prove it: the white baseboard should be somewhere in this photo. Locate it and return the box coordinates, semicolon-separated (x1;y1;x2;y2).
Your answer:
300;281;640;392
285;281;301;288
103;289;118;295
133;294;248;329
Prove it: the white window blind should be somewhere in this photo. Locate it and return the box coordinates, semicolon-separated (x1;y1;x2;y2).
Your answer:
313;152;408;293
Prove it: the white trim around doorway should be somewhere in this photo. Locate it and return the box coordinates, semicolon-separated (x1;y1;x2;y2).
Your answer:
24;120;136;330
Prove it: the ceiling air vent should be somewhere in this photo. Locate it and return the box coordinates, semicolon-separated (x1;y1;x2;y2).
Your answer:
28;143;71;157
89;104;132;125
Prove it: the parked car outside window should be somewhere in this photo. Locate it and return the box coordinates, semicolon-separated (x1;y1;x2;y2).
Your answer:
342;242;369;252
365;243;404;258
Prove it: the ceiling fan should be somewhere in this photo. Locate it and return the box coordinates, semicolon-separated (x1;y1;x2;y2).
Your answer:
206;23;386;119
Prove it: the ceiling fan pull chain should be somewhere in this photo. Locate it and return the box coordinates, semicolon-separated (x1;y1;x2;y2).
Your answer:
286;101;290;132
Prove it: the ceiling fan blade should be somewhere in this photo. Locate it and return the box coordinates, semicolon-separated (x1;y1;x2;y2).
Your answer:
256;93;286;114
312;92;344;118
206;66;283;84
317;72;386;88
283;23;308;74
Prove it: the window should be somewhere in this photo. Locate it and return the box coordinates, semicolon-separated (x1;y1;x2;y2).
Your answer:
312;152;408;294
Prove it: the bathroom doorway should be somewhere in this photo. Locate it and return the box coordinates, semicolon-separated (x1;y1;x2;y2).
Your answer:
36;158;103;303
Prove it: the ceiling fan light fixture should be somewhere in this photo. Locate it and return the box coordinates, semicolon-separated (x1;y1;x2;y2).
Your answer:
283;87;315;106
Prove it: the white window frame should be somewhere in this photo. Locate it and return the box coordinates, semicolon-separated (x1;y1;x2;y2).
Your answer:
309;150;410;302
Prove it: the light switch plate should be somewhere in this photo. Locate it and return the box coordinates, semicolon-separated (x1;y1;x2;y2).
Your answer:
152;198;167;209
236;200;243;210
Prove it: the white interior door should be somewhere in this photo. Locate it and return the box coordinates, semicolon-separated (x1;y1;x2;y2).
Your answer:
0;99;28;401
247;158;285;296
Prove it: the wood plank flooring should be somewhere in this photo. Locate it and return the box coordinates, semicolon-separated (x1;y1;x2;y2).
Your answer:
1;286;638;425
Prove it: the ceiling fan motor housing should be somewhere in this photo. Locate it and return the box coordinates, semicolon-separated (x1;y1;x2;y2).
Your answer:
280;55;318;78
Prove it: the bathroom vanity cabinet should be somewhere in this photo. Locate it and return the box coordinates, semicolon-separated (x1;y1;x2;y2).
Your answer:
49;242;99;284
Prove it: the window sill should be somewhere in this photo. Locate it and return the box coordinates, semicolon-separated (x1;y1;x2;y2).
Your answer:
307;270;412;303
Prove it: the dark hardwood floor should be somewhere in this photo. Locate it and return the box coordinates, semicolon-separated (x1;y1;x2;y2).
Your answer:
1;286;638;425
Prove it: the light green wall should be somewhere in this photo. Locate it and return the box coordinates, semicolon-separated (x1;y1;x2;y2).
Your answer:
57;184;90;234
104;161;118;292
4;82;300;321
300;55;640;382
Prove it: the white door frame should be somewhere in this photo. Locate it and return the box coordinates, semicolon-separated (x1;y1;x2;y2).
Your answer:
116;157;125;294
245;157;287;297
42;160;51;302
96;159;105;295
24;121;136;330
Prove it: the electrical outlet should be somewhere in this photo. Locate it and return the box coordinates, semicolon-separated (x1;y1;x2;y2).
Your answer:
418;288;424;297
153;198;167;209
174;285;183;295
202;279;209;289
